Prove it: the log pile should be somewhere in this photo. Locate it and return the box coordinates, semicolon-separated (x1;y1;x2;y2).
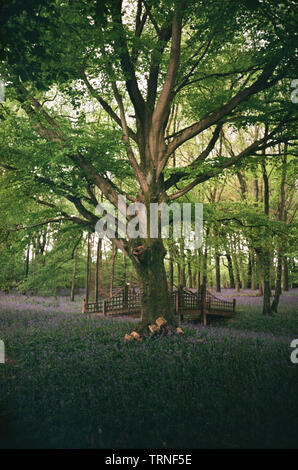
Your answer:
124;317;184;342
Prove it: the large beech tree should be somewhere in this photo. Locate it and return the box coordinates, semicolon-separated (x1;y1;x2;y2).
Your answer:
0;0;297;330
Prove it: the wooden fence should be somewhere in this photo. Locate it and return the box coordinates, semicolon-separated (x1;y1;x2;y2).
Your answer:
82;285;236;325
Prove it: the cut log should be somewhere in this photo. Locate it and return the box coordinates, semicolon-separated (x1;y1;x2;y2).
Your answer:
156;317;167;329
176;327;184;335
130;331;141;340
148;324;159;334
124;334;133;342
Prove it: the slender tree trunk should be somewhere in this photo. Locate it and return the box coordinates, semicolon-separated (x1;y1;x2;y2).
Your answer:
70;247;77;302
202;231;209;292
247;251;252;289
272;150;287;311
200;233;209;325
85;233;91;304
254;176;259;205
238;242;247;290
239;258;247;290
130;267;134;286
122;252;126;284
251;249;257;290
192;271;197;289
95;238;102;304
197;249;201;288
226;253;235;289
213;228;221;292
231;249;241;292
34;236;40;272
177;262;181;286
169;256;174;291
187;259;193;288
260;146;272;315
271;250;282;312
215;255;221;292
178;262;186;286
258;248;272;315
110;244;118;297
283;256;289;291
179;239;186;287
25;244;30;278
255;250;263;295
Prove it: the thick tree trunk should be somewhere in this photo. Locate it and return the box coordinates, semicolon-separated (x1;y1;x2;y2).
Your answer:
133;239;176;333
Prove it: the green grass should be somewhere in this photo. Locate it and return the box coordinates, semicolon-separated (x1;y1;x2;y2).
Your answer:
0;308;298;449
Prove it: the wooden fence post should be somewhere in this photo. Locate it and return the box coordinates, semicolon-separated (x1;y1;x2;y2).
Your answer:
233;299;236;312
103;300;107;317
82;298;86;314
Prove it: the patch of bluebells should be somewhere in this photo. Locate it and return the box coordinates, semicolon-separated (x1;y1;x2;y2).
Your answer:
212;288;298;337
0;291;297;448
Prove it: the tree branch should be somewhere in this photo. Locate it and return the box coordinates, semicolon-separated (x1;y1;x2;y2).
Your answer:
165;61;280;158
111;81;149;193
81;71;137;142
151;13;182;146
164;123;223;190
168;122;288;200
111;0;146;123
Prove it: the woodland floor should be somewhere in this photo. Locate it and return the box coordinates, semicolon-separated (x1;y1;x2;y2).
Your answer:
0;288;297;449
